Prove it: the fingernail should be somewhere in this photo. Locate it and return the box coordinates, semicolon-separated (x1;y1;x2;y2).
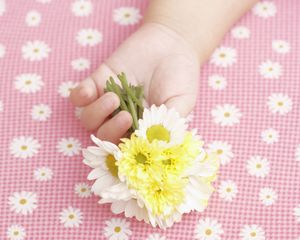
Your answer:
102;93;120;109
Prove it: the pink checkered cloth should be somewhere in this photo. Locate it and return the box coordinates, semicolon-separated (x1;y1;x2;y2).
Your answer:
0;0;299;239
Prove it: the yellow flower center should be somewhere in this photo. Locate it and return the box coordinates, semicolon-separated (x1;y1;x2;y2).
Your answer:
41;172;45;176
217;149;223;155
224;112;230;117
81;188;86;192
19;199;27;205
21;145;28;150
251;231;256;237
114;226;121;233
220;53;226;58
67;144;73;148
14;231;19;236
68;214;75;219
39;110;44;114
25;80;32;85
146;124;170;143
33;48;39;53
277;101;283;106
256;164;262;169
105;154;118;177
266;195;270;199
268;67;273;72
205;229;212;235
226;188;232;192
135;153;148;164
124;13;130;18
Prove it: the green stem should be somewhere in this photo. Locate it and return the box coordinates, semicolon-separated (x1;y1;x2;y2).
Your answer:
109;77;129;112
127;94;139;130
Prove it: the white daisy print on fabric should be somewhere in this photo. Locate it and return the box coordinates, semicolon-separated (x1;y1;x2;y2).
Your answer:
240;225;265;240
246;156;270;178
295;145;300;162
57;137;81;157
71;0;92;17
113;7;142;26
210;47;237;68
208;74;227;90
60;207;83;228
22;40;51;61
211;104;242;127
58;81;78;98
25;10;41;27
34;167;53;181
76;29;102;47
0;100;3;112
267;93;292;115
9;191;38;215
231;26;250;39
218;180;238;202
71;58;90;71
74;183;92;198
75;107;83;119
104;218;132;240
272;40;290;54
0;0;6;16
15;73;44;94
207;141;233;165
0;43;5;58
252;1;276;18
261;128;279;144
10;136;41;159
259;188;277;206
147;233;167;240
294;205;300;222
31;104;51;121
36;0;51;3
7;224;26;240
259;60;282;79
194;218;224;240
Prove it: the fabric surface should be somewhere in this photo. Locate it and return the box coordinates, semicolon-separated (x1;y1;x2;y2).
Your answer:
0;0;299;239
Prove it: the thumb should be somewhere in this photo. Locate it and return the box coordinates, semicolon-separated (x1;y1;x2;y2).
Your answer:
164;94;197;117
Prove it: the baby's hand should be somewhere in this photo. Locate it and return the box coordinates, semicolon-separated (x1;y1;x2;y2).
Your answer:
70;23;199;143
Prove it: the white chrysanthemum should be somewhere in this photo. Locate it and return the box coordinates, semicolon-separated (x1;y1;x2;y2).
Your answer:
207;141;233;165
59;207;83;228
208;74;227;90
261;128;279;144
135;105;187;147
71;58;90;71
194;218;224;240
113;7;142;26
210;47;237;67
76;29;102;46
0;0;6;16
218;180;238;202
294;205;300;222
267;93;292;115
259;60;282;79
31;104;51;121
58;81;78;98
15;73;44;94
272;40;290;54
104;218;132;240
9;192;38;215
0;100;3;112
240;225;265;240
10;136;41;159
7;224;26;240
252;1;276;18
74;183;92;198
147;233;167;240
231;26;250;39
259;188;277;206
75;107;83;119
295;145;300;162
25;10;41;27
22;40;51;61
246;156;270;178
0;43;5;58
71;0;92;17
34;167;53;181
211;104;242;127
57;137;81;157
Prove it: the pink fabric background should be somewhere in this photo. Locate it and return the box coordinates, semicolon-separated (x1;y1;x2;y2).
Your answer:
0;0;299;239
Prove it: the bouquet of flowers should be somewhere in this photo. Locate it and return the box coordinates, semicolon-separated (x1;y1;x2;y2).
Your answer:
82;73;220;228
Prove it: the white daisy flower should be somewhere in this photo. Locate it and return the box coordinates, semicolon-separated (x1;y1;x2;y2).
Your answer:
252;1;276;18
272;40;290;54
0;0;6;16
0;43;5;58
147;233;167;240
9;191;37;215
25;10;41;27
58;81;78;98
76;29;102;47
231;26;250;39
240;225;265;240
259;60;282;79
57;137;81;157
71;0;92;17
22;40;51;61
0;100;3;112
211;104;242;127
71;57;90;71
210;47;237;68
74;183;92;198
59;207;83;228
34;167;53;181
7;224;26;240
261;128;279;144
218;180;238;202
36;0;51;3
31;104;51;121
135;105;187;147
267;93;292;115
259;188;277;206
194;218;224;240
246;156;270;178
207;141;233;165
15;73;44;94
208;74;227;90
294;205;300;222
10;136;41;159
113;7;142;26
103;218;132;240
75;107;83;119
295;145;300;162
